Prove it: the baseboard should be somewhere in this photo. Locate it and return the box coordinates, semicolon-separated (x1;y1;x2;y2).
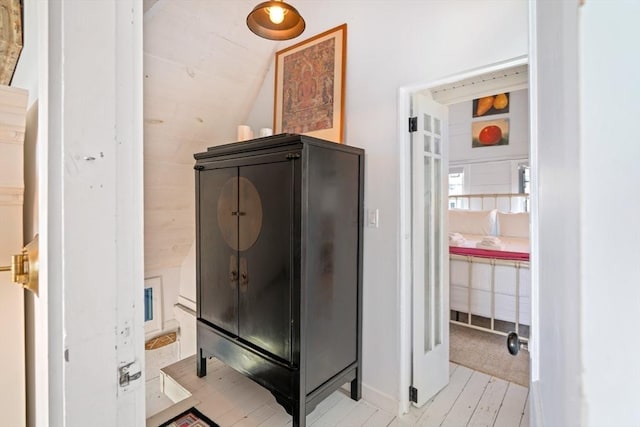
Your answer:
361;382;401;416
529;380;544;427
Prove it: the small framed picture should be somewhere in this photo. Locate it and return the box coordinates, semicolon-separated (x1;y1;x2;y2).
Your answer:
472;119;510;148
472;93;510;118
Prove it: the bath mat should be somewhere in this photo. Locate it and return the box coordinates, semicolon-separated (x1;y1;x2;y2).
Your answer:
158;407;219;427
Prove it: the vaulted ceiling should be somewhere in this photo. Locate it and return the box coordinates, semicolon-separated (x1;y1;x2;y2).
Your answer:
143;0;279;271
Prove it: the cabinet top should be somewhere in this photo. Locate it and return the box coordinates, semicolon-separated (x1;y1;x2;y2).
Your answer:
194;133;364;161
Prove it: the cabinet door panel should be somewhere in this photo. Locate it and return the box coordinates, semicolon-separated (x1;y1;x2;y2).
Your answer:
198;167;239;335
238;161;293;363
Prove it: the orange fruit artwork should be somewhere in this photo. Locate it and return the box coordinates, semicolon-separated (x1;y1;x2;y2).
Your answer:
475;96;494;117
478;125;503;145
493;93;509;110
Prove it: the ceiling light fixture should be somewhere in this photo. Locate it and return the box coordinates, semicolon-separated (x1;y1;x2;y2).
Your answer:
246;0;306;41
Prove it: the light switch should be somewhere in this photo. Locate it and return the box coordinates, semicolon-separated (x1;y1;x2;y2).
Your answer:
367;208;379;228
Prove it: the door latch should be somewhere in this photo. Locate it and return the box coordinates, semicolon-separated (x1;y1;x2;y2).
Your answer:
119;361;142;387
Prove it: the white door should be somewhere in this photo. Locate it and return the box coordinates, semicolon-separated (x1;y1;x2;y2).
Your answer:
411;91;449;406
0;85;28;425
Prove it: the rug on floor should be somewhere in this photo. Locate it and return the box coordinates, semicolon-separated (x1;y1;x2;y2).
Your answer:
450;323;529;387
158;407;219;427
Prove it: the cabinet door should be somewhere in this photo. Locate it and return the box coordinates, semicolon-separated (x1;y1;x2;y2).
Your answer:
238;160;294;363
198;166;239;335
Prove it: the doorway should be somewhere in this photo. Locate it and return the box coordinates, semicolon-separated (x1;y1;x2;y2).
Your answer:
398;56;535;413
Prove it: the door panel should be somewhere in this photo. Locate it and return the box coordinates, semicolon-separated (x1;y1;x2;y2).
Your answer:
0;85;27;426
239;161;293;362
411;91;449;406
199;167;239;335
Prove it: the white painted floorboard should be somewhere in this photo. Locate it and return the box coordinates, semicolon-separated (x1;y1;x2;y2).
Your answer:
147;356;529;427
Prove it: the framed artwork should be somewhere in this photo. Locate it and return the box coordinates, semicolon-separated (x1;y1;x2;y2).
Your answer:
472;118;510;148
144;276;163;337
472;92;510;118
0;0;23;85
274;24;347;143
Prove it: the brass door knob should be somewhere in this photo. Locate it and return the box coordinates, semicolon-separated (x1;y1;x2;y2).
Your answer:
0;234;39;295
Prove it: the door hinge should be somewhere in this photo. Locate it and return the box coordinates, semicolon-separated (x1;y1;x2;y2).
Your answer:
409;386;418;403
194;165;205;171
408;116;417;133
286;152;301;160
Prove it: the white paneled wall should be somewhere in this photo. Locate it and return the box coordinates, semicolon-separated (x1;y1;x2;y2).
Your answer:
449;89;529;163
449;88;529;198
468;160;514;194
453;159;527;196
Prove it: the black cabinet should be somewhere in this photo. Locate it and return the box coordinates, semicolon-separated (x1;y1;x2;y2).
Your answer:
194;134;364;427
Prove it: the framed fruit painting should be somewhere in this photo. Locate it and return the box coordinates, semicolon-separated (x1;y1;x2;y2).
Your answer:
472;119;509;148
472;93;509;118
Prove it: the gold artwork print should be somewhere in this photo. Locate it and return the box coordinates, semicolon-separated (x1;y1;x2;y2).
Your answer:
281;38;335;134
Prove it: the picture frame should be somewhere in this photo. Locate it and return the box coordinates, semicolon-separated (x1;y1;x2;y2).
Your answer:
472;118;510;148
144;276;163;337
472;92;510;118
274;24;347;143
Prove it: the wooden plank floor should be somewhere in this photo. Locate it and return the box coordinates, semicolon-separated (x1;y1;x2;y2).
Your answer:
147;357;529;427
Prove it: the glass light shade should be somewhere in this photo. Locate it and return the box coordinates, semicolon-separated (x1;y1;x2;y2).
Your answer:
246;1;305;41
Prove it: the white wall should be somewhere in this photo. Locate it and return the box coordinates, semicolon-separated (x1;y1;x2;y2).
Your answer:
178;242;197;305
247;0;528;408
580;2;640;425
448;89;529;197
450;89;529;163
459;159;526;195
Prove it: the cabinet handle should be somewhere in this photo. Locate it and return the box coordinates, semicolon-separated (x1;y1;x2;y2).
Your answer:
240;272;248;290
286;153;301;160
231;211;246;216
240;258;249;291
229;254;238;288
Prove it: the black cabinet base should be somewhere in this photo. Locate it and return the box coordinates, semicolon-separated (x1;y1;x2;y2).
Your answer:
197;321;361;427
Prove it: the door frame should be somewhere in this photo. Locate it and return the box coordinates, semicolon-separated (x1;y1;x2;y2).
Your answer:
397;55;533;414
36;1;145;425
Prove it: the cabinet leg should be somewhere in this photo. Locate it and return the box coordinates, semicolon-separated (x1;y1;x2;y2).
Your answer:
350;369;362;401
292;401;306;427
197;350;207;378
